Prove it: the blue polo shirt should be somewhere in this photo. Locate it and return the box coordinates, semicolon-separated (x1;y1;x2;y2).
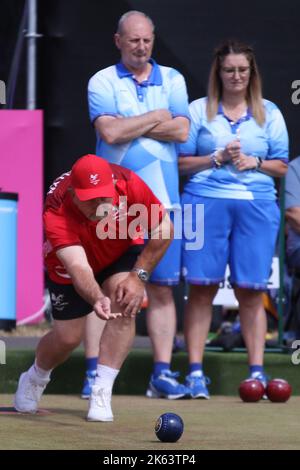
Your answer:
179;97;289;200
285;156;300;260
88;59;190;209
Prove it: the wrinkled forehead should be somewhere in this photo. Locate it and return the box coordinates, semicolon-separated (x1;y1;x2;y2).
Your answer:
120;15;154;37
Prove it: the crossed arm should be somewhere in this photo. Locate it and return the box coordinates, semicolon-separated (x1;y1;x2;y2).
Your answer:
94;112;189;145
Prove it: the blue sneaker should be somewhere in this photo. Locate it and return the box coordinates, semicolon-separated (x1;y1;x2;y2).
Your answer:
81;370;96;399
185;373;211;399
146;370;191;399
250;372;268;388
249;372;268;399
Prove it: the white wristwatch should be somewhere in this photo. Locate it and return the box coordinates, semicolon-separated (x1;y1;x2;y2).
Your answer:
131;268;150;282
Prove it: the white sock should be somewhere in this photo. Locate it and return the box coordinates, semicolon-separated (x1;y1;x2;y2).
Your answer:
30;360;52;380
95;364;119;389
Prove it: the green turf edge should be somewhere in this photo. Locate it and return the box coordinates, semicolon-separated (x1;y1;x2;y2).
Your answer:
0;349;299;395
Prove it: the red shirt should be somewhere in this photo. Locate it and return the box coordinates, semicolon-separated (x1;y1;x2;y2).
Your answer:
44;164;165;284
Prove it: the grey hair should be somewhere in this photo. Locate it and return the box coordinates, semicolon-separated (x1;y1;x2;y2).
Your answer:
117;10;155;35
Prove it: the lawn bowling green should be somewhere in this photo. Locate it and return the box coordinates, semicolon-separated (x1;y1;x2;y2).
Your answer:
1;394;300;450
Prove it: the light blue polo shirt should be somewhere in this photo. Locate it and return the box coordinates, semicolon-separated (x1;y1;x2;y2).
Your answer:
88;59;190;209
285;156;300;261
179;97;289;200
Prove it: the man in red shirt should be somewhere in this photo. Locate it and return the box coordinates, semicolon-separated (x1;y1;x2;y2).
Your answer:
14;154;173;422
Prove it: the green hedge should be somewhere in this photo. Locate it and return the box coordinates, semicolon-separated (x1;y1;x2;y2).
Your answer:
1;349;298;395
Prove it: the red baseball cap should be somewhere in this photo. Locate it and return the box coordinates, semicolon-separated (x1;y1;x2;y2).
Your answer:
71;154;115;201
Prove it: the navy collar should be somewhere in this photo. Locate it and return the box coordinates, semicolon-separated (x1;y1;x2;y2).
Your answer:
218;102;252;120
218;103;252;133
116;59;162;85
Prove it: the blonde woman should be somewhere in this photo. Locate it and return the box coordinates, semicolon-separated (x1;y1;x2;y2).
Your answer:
179;40;289;398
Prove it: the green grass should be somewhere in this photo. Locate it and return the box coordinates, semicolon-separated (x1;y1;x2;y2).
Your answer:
0;395;300;450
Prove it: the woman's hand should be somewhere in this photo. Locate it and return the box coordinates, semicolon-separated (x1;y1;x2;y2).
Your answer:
232;153;257;171
222;139;241;162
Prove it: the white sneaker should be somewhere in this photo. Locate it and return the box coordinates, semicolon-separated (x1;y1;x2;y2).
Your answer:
14;370;50;413
87;385;113;422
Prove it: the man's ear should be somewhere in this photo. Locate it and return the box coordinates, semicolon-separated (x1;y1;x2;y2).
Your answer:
114;33;121;50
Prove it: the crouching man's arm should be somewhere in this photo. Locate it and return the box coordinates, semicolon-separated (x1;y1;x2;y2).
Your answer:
56;245;121;320
116;213;174;317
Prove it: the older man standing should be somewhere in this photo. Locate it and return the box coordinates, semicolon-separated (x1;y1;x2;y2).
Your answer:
87;10;190;399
